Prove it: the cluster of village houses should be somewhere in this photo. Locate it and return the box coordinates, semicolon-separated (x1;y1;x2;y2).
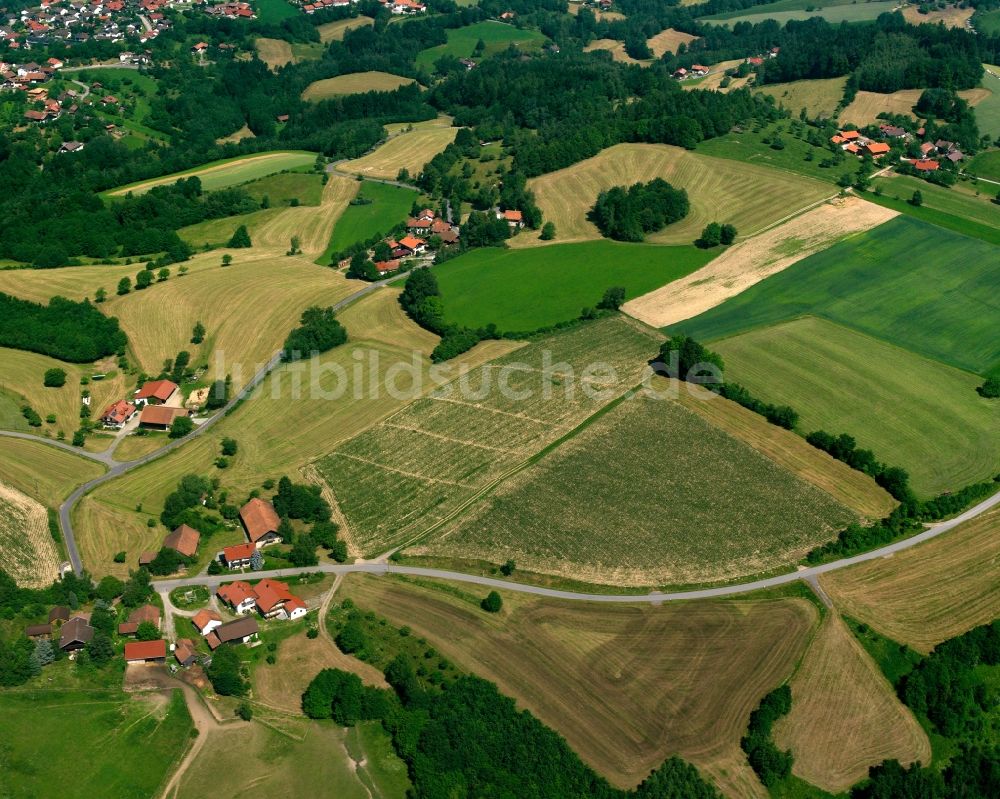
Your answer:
830;124;964;171
299;0;426;15
24;494;310;668
672;48;780;81
99;378;191;431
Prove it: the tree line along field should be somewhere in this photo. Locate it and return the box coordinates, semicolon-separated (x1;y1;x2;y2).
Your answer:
414;21;547;70
301;71;416;102
0;689;192;799
337;119;458;180
415;390;858;587
710;318;999;498
338;574;819;798
675;216;1000;377
520;143;833;248
821;505;1000;654
70;289;521;574
0;481;61;587
317;316;663;556
103;151;317;197
433;240;716;332
319;179;418;264
772;613;931;794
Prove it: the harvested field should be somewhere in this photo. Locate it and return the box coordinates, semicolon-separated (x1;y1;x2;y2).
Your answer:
840;87;989;127
255;37;293;69
417;391;856;587
524;143;831;247
340;574;818;794
774;614;931;792
105;151;316;196
622;197;893;328
177;208;283;249
318;316;663;556
646;28;699;57
673;381;896;520
0;482;60;587
301;71;415;101
754;76;848;119
105;245;357;389
338;120;457;180
710;318;1000;497
335;286;439;354
255;631;388;713
583;38;649;65
0;261;189;304
901;3;973;28
0;437;103;506
821;506;1000;653
316;15;374;42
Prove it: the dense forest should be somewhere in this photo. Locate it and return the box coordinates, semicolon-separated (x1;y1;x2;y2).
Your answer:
0;293;127;362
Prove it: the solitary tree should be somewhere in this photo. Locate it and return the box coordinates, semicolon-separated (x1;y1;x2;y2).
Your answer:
117;276;131;295
43;368;67;388
250;549;263;570
540;221;556;240
157;267;170;282
228;225;252;248
910;190;923;207
136;621;159;641
95;287;107;303
288;236;301;256
221;438;238;456
481;591;503;613
221;254;233;267
191;321;206;344
168;416;194;439
597;286;626;311
34;637;54;667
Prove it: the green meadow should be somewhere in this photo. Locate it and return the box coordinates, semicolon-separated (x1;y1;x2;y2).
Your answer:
701;0;897;24
416;21;547;70
319;180;418;264
673;216;1000;377
436;240;715;332
965;148;1000;183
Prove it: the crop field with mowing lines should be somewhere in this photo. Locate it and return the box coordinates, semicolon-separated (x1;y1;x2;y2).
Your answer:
773;613;931;793
0;348;127;435
840;88;990;127
0;259;208;303
178;208;283;249
0;689;192;799
522;143;832;247
673;380;896;519
0;437;103;507
676;216;1000;377
710;318;1000;497
339;574;819;797
417;391;857;587
316;15;374;42
754;76;847;119
646;28;698;56
319;179;418;264
338;119;457;180
0;482;60;587
821;506;1000;653
301;71;415;101
105;248;357;390
415;21;547;70
73;289;522;573
435;240;715;332
104;151;316;196
318;316;662;556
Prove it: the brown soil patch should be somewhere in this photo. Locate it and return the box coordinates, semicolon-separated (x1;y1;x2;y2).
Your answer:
821;506;1000;653
623;196;896;328
774;614;931;792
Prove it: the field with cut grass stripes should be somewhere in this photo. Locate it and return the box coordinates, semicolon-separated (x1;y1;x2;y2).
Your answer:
338;120;457;180
301;71;415;101
711;317;999;497
435;241;715;332
674;215;1000;377
522;143;832;247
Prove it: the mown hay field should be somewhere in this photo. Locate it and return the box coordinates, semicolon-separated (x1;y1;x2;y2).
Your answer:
318;316;663;556
339;574;818;796
676;215;1000;377
673;380;896;519
711;317;1000;498
754;76;848;119
416;390;857;587
104;247;357;391
582;38;649;65
301;71;416;101
0;689;192;799
522;143;832;247
0;260;201;304
0;482;60;587
0;348;127;435
434;240;715;332
821;506;1000;653
0;437;104;506
338;121;458;180
177;208;283;249
840;87;989;127
73;289;521;574
105;151;316;196
255;37;294;69
773;613;931;793
646;28;699;56
316;15;374;42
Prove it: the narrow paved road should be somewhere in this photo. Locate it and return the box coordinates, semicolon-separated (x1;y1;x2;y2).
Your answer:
154;483;1000;603
0;272;403;576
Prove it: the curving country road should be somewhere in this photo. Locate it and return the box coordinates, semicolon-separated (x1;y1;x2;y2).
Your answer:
152;486;1000;603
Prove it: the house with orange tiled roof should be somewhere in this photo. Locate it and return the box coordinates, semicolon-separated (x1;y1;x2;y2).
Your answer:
124;639;166;663
497;209;524;229
217;580;257;614
220;542;255;569
134;379;178;405
138;405;188;430
912;159;939;172
100;399;136;429
396;235;426;256
864;142;890;157
252;578;308;620
239;497;282;548
192;609;223;635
